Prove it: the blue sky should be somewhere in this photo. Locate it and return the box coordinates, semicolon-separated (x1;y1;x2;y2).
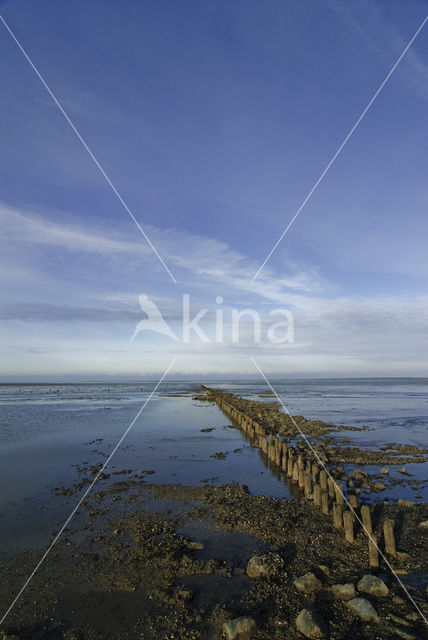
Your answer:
0;0;427;379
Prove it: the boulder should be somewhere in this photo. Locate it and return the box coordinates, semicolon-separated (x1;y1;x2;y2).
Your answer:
293;572;322;593
331;583;356;600
358;574;388;597
295;608;326;638
223;616;257;640
346;597;379;622
246;553;283;579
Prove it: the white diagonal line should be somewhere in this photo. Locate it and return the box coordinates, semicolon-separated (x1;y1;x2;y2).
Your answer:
0;357;177;625
251;15;428;282
250;356;427;624
0;14;177;284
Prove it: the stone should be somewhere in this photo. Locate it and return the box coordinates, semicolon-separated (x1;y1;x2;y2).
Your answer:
398;467;407;474
223;616;257;640
393;596;405;604
293;572;322;593
331;583;356;600
187;541;204;550
318;564;330;577
373;483;386;492
418;520;428;529
295;608;325;638
358;574;389;597
380;466;389;474
246;553;283;579
346;597;380;622
398;499;414;507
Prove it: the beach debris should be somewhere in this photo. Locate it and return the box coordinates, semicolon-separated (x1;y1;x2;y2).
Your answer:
346;597;380;622
331;583;356;600
222;616;257;639
295;608;326;638
357;574;389;597
293;571;322;593
246;553;284;579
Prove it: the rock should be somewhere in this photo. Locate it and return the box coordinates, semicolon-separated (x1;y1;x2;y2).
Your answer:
380;466;389;474
358;574;389;597
187;541;204;550
398;467;407;474
418;520;428;529
346;597;379;622
295;608;326;638
331;583;356;600
373;483;386;492
293;572;322;593
177;588;193;600
393;596;405;604
246;553;283;579
398;499;414;507
318;564;330;577
222;616;257;639
396;551;409;562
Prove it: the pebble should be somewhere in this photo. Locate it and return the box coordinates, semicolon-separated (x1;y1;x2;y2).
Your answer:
293;572;323;593
346;597;380;622
357;574;389;597
222;616;257;640
246;553;283;579
295;608;325;639
331;583;356;600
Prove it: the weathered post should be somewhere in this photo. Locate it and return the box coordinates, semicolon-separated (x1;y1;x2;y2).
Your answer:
361;505;373;536
292;462;299;484
333;503;343;529
321;491;329;515
298;467;305;490
343;510;354;543
348;494;358;509
287;455;294;478
313;484;322;507
304;470;312;497
368;536;379;568
335;483;344;505
383;519;396;558
312;463;319;483
320;470;327;492
328;477;335;498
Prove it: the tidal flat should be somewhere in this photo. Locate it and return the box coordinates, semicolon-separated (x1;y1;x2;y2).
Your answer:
0;381;427;639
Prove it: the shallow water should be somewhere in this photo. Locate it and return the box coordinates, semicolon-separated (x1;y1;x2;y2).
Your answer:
0;379;427;553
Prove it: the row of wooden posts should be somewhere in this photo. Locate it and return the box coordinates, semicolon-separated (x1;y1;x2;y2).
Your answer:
214;392;398;569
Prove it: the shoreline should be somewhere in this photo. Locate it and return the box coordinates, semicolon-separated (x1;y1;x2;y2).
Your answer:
0;388;427;639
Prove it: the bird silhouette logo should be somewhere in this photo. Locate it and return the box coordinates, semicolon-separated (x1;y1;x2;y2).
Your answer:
130;293;179;342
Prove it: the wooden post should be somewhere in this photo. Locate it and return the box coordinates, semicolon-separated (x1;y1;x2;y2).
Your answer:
335;483;344;505
298;467;305;490
384;519;396;558
312;463;319;483
343;510;354;543
361;505;372;536
287;456;293;478
328;477;335;498
292;462;299;484
368;536;379;568
333;503;343;529
282;445;288;472
321;491;329;515
349;494;358;509
320;470;327;492
297;453;303;470
304;470;312;496
313;484;322;507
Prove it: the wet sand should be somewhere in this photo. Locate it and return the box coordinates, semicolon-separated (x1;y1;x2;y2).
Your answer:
0;388;427;639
